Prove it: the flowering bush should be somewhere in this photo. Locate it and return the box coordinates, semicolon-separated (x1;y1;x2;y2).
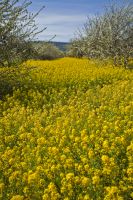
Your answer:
0;58;133;199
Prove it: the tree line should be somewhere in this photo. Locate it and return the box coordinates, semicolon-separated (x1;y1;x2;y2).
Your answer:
0;0;133;68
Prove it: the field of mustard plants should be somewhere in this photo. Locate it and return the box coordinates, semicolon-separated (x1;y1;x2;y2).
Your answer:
0;58;133;200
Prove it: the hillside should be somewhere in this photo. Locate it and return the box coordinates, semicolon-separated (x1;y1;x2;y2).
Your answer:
33;41;69;52
51;41;69;52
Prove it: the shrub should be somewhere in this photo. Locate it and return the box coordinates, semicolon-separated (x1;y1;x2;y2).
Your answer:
33;42;64;60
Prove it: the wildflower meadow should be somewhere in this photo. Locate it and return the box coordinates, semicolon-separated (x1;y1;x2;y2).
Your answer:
0;58;133;200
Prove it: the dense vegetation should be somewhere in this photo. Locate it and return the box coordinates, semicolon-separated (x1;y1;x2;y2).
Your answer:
0;58;133;199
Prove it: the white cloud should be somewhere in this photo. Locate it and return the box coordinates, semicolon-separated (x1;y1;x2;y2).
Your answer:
35;13;88;42
36;13;87;25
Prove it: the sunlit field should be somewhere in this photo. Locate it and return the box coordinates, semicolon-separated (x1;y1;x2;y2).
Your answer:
0;58;133;200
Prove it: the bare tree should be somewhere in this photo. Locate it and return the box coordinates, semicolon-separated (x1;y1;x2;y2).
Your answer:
0;0;45;67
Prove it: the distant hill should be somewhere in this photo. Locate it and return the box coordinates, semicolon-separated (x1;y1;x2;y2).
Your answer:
50;42;69;52
33;41;69;52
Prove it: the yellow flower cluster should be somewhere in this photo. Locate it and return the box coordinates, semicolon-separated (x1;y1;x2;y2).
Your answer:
0;58;133;199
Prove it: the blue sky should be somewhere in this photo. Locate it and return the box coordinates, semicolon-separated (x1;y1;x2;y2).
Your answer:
30;0;132;42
